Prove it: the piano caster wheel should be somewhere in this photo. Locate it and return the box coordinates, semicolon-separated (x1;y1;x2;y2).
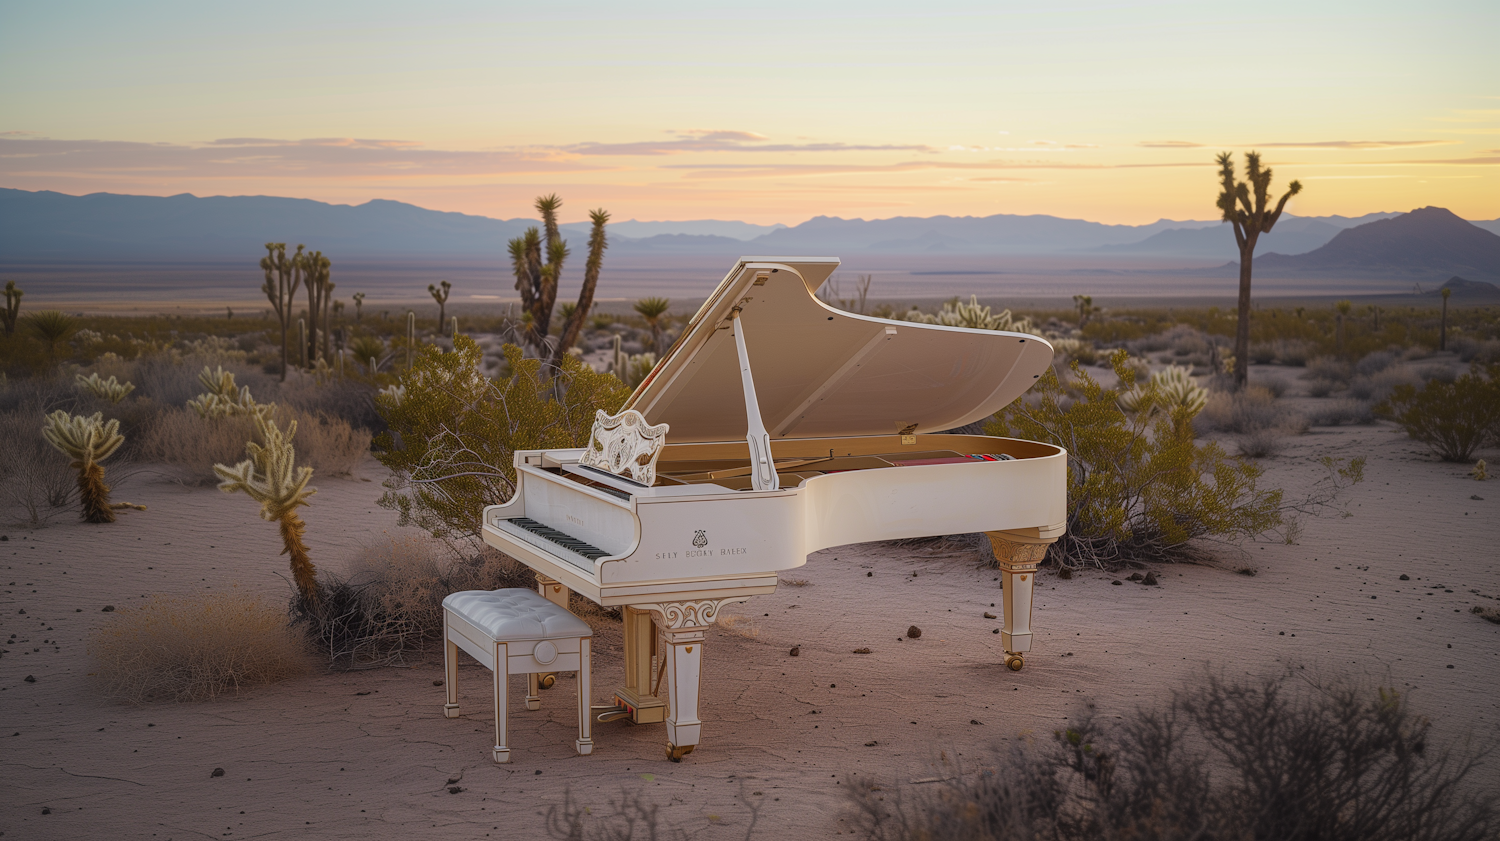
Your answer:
539;673;557;689
1005;654;1025;671
666;743;695;762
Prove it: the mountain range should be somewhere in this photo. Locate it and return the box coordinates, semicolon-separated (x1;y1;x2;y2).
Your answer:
2;189;1497;281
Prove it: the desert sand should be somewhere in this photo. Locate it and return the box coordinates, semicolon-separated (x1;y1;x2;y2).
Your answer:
3;418;1498;840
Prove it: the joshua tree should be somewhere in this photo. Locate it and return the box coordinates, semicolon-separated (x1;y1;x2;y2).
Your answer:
1073;294;1096;329
352;292;365;322
214;415;320;607
303;250;332;365
508;196;611;361
1217;152;1302;388
226;306;234;321
76;372;135;404
1440;287;1451;351
260;243;305;382
634;296;671;353
1335;300;1352;354
2;280;20;337
26;310;76;361
428;281;451;332
42;411;127;523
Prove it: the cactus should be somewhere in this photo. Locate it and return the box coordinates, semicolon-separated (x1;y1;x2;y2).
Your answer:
187;366;273;419
214;416;320;606
509;196;611;363
42;411;128;523
428;280;451;331
76;372;135;404
905;296;1037;334
1118;365;1209;418
406;311;415;370
300;250;333;365
352;292;365;322
2;280;20;337
1474;459;1489;481
260;243;305;382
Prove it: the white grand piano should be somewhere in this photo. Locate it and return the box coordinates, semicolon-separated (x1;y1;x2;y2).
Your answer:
481;257;1066;761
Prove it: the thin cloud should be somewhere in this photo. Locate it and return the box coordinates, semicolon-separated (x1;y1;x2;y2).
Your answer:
0;135;600;180
1140;140;1204;148
1252;140;1458;150
665;159;1208;179
562;130;931;156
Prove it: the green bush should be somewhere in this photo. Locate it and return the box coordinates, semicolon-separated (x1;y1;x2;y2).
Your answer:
1380;365;1500;462
987;352;1359;568
375;335;629;549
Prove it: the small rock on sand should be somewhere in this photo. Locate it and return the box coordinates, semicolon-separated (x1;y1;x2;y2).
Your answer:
102;605;115;612
24;675;36;683
983;612;997;619
852;648;872;654
448;786;463;794
1142;572;1159;586
211;768;225;777
906;626;921;639
789;646;800;657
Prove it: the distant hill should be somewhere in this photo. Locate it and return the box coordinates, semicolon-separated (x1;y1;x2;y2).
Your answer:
1238;207;1500;281
1430;276;1500;300
741;213;1220;254
571;219;786;241
1093;213;1400;259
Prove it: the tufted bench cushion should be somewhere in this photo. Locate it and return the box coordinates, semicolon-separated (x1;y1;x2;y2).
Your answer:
443;589;593;641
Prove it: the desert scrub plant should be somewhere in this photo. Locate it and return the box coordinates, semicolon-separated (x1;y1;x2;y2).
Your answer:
375;335;629;549
0;408;75;525
75;372;135;403
214;415;321;606
988;352;1289;568
1380;365;1500;462
845;670;1497;841
90;591;309;702
188;365;273;418
25;309;76;361
1117;365;1207;420
903;295;1040;334
41;411;136;523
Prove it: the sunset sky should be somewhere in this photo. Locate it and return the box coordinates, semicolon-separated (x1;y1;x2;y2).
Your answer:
2;1;1497;226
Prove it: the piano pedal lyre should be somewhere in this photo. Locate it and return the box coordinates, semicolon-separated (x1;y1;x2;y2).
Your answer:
592;703;632;724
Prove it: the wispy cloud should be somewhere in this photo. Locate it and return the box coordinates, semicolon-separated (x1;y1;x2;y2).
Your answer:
1251;140;1458;150
562;130;931;156
664;159;1209;179
1139;140;1204;148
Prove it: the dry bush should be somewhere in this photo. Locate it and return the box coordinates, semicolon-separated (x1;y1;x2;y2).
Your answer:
277;376;384;432
306;536;537;668
90;591;310;703
1309;398;1376;427
1349;367;1422;403
1417;363;1460;383
1237;428;1286;459
1196;387;1307;437
715;613;760;639
139;405;369;482
1381;366;1500;462
1304;356;1353;385
1355;349;1401;377
845;671;1496;841
1306;378;1339;398
0;408;76;525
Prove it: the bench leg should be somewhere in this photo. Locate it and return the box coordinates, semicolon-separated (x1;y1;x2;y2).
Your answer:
442;619;460;718
576;637;594;755
526;672;541;711
492;641;510;764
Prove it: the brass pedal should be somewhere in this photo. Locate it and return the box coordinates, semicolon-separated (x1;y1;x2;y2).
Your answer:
592;704;631;723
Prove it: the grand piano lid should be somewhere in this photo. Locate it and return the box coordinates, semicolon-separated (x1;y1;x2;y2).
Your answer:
620;257;1055;444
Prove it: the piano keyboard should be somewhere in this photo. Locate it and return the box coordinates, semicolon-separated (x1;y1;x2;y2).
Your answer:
507;517;610;561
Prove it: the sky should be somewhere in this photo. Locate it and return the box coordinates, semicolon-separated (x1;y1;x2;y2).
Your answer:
2;0;1497;226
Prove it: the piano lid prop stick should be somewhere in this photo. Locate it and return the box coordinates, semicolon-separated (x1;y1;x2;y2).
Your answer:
731;309;779;492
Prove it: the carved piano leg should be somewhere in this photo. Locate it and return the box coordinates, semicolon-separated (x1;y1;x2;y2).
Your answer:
661;625;705;761
535;575;571;690
614;606;667;724
986;531;1056;671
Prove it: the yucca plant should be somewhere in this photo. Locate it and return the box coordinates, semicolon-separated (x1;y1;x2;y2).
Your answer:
2;280;21;337
214;415;320;606
76;372;136;404
26;310;76;360
42;411;128;523
633;296;671;353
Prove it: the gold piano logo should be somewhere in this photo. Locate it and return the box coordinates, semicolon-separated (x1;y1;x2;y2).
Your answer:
692;529;709;548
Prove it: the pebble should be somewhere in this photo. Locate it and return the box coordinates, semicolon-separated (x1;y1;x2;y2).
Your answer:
1142;572;1159;586
211;768;225;777
906;626;922;639
852;648;872;654
24;675;35;683
432;680;444;687
102;605;115;612
448;786;464;794
1400;574;1410;581
789;646;800;657
1111;580;1123;586
983;612;997;619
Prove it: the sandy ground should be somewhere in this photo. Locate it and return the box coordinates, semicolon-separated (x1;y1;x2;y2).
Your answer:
3;422;1499;840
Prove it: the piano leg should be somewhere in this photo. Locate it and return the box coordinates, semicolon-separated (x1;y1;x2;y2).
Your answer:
986;531;1056;671
575;637;594;755
614;607;668;724
661;625;706;761
492;641;510;764
535;575;571;691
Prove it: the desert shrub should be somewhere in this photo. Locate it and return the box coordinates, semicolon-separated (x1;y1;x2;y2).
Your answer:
376;336;629;549
1306;378;1339;398
277;376;384;432
1254;375;1288;398
1269;338;1315;366
1417;363;1459;383
1349;367;1422;403
1355;349;1401;377
0;408;75;525
987;352;1287;567
306;537;536;668
90;591;310;703
1309;398;1376;426
1248;341;1277;364
1196;386;1307;438
846;671;1497;841
1380;366;1500;462
1304;356;1353;385
140;405;368;482
1236;428;1286;458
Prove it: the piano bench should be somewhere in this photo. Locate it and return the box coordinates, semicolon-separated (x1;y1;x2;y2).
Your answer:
441;588;595;764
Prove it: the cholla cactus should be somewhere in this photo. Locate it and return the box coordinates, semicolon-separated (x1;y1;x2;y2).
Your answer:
1119;365;1209;418
214;416;320;606
42;411;127;523
904;295;1039;335
76;372;136;404
188;366;273;419
376;383;406;407
1474;460;1489;481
